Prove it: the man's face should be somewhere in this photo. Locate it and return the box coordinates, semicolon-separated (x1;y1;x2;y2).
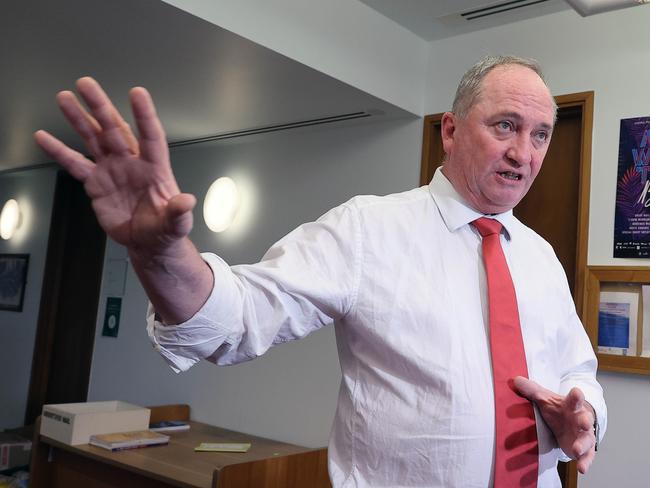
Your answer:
441;65;555;214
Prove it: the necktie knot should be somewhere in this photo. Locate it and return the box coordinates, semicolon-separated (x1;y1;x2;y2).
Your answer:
472;217;502;237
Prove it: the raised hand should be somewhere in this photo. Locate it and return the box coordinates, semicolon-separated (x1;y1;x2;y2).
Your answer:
34;77;195;254
514;376;596;474
35;78;213;324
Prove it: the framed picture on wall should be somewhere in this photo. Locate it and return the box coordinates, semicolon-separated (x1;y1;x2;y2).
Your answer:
0;253;29;311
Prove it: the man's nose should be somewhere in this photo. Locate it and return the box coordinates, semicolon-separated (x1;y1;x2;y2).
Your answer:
506;134;533;166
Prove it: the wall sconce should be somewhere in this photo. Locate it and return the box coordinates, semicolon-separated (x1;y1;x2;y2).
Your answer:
203;177;240;233
0;199;21;240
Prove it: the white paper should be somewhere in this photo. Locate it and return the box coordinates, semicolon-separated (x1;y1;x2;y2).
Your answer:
104;258;128;297
598;291;638;356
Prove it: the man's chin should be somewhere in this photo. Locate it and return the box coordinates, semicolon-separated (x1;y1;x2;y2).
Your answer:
473;198;519;215
484;189;530;214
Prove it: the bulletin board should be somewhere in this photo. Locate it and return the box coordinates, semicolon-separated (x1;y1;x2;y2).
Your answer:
585;266;650;375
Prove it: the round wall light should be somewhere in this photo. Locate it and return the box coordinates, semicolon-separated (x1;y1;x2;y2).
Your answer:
0;199;21;240
203;177;240;233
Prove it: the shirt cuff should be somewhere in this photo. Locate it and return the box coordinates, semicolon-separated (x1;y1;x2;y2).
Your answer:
146;253;243;373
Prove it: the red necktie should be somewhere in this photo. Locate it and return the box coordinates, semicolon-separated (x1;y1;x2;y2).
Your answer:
472;217;538;488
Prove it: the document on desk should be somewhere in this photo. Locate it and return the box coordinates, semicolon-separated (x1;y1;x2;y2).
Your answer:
194;442;251;453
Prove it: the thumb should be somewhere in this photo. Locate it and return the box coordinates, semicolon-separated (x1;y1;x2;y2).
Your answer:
164;193;196;238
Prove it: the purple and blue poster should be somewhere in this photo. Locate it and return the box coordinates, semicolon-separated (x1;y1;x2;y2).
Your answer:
614;116;650;258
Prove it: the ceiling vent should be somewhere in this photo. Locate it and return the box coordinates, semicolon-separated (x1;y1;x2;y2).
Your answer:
460;0;552;21
565;0;649;16
436;0;558;28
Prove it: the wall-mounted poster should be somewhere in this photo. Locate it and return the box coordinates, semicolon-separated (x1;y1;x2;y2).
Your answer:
614;116;650;258
0;254;29;311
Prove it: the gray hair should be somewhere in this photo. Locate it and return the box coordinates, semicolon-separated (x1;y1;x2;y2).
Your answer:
451;55;557;122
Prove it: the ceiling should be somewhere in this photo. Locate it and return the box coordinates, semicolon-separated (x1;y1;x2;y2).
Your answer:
7;0;638;174
0;0;409;173
358;0;572;40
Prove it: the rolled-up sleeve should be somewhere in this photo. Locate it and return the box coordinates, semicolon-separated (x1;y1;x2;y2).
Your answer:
147;202;362;373
147;253;245;372
557;289;608;454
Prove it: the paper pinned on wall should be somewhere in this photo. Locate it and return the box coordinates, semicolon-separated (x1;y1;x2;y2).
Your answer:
105;258;128;297
598;291;638;356
641;286;650;357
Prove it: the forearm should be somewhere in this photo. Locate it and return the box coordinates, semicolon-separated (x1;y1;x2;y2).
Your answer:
128;237;214;325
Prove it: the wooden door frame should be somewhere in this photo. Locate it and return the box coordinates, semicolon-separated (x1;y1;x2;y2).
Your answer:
420;91;595;488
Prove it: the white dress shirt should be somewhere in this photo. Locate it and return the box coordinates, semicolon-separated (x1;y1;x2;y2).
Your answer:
148;168;606;488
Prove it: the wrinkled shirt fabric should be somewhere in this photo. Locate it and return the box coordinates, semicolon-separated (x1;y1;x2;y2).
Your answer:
148;168;606;487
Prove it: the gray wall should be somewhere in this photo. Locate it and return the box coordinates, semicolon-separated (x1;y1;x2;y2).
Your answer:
0;166;57;429
87;116;423;447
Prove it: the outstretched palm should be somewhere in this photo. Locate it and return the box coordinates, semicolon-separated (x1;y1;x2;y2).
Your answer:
35;77;194;253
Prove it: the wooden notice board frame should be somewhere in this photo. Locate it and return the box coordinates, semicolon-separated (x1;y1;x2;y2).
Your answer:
584;266;650;375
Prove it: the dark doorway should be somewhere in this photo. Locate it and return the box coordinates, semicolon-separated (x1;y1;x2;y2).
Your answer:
24;171;106;425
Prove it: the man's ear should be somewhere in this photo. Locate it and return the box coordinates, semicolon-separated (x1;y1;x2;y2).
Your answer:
440;112;456;155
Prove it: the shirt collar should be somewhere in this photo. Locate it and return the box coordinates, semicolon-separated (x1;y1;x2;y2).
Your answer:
429;167;515;239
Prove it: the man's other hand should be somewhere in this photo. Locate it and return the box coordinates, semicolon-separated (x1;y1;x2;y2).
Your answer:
513;376;596;474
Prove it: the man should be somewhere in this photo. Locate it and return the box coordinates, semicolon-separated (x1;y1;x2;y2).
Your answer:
35;55;605;487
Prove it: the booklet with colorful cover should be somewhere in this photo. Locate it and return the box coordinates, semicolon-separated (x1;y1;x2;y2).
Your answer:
89;430;170;451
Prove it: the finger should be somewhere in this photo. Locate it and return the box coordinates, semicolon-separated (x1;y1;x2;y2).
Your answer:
572;410;594;432
56;91;104;157
164;193;196;238
565;387;586;413
570;419;595;452
76;77;137;156
513;376;546;401
130;86;169;164
34;130;95;182
573;409;595;432
121;121;139;155
575;446;596;474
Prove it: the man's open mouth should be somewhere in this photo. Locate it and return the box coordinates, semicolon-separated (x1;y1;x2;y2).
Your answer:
498;171;521;181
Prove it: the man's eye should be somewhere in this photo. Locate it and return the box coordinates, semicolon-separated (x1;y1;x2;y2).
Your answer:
497;121;513;131
535;131;549;142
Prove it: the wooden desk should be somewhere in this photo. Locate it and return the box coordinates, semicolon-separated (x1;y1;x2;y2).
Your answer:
30;405;330;488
